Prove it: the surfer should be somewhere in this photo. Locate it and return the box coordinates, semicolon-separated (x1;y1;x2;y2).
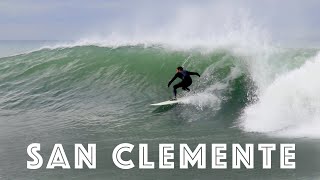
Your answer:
168;66;200;100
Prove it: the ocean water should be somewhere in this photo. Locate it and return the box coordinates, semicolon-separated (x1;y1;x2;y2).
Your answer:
0;36;320;179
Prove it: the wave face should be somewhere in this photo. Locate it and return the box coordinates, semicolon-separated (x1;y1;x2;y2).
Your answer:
0;41;319;138
0;46;249;121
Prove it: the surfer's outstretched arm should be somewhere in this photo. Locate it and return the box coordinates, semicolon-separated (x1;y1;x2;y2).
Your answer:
188;71;201;77
168;74;178;87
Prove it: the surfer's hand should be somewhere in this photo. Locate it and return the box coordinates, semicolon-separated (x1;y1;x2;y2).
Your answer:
197;73;201;77
167;82;170;87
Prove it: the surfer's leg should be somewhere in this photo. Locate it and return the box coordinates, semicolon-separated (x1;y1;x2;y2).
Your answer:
173;82;183;98
182;81;191;92
182;87;190;91
173;85;179;97
173;87;177;97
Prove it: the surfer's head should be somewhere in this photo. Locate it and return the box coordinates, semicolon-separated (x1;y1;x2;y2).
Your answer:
176;66;183;72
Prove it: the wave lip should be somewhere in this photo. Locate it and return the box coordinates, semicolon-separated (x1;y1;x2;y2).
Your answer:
241;52;320;138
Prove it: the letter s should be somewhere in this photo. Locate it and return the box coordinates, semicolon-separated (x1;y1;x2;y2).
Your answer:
27;143;43;169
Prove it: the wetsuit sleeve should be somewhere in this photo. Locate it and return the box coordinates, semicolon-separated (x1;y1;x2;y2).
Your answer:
168;74;178;87
188;71;201;77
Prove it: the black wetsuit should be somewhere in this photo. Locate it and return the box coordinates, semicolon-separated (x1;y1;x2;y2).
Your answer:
168;70;200;98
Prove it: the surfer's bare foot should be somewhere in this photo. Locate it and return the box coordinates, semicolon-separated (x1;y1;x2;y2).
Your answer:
170;97;177;101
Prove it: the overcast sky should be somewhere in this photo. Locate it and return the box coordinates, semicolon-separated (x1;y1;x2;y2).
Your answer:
0;0;320;45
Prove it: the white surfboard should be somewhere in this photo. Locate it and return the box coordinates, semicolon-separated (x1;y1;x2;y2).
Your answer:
150;99;181;106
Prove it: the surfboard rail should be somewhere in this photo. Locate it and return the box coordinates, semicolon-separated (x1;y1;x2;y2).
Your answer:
150;99;181;106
